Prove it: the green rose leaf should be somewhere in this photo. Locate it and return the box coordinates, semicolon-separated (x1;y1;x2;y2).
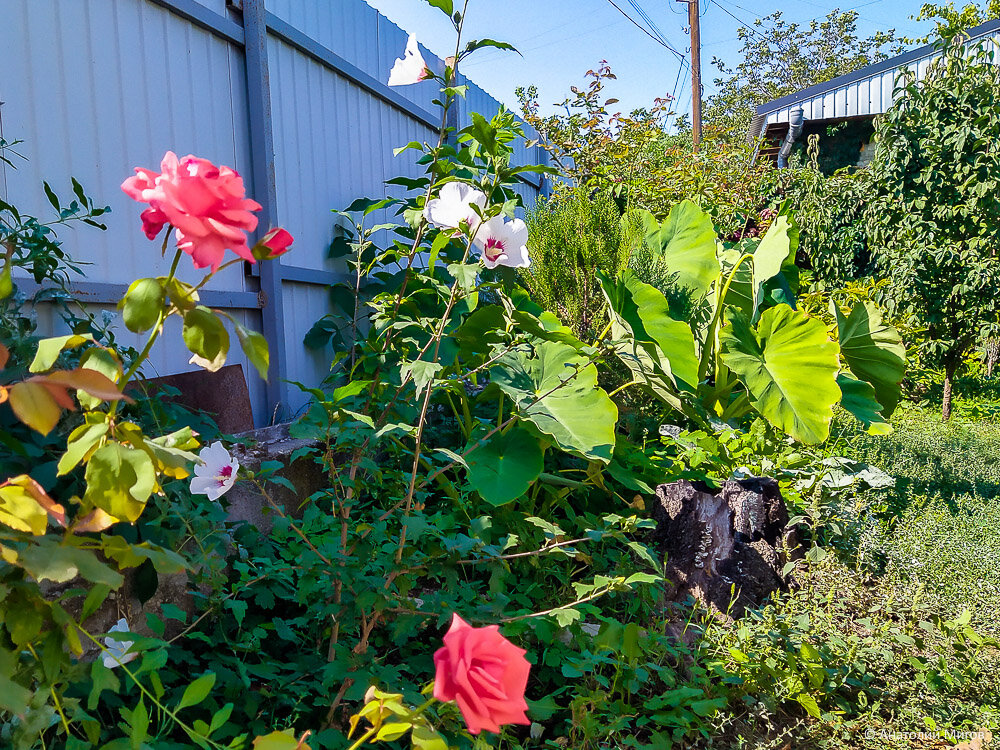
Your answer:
84;442;156;522
492;341;617;462
120;278;165;333
835;301;906;417
58;417;110;476
639;200;719;301
29;333;95;373
465;425;544;506
182;306;230;372
235;323;270;381
720;304;840;445
837;373;892;435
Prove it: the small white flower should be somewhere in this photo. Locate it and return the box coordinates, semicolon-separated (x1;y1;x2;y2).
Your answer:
473;217;531;269
190;441;239;502
388;34;432;86
424;182;488;233
103;618;137;669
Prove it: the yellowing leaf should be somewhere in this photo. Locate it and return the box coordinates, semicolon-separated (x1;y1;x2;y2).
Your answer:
38;369;128;402
0;475;66;534
8;381;65;435
84;443;156;522
29;333;95;373
251;730;312;750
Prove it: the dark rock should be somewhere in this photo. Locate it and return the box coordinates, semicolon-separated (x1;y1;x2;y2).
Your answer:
650;477;797;619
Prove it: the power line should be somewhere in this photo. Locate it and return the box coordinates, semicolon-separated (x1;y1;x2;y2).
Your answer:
711;0;773;45
605;0;686;60
663;57;690;129
626;0;670;45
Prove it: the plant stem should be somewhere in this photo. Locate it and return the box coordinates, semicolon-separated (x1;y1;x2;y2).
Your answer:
76;625;227;750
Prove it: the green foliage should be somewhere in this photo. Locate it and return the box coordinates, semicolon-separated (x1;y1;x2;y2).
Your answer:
719;304;841;445
868;32;1000;418
774;136;875;289
603;201;905;444
0;149;274;749
910;0;1000;42
522;188;632;339
706;9;902;132
517;65;772;238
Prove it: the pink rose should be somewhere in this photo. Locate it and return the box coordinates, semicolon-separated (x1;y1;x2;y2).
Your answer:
433;614;531;735
252;227;294;261
122;151;262;272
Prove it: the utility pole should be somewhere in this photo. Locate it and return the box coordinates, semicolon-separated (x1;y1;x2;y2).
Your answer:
676;0;703;149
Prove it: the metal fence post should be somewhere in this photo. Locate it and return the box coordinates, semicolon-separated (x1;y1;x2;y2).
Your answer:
240;0;289;424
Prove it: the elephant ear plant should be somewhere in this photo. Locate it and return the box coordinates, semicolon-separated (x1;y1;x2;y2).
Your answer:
600;200;907;444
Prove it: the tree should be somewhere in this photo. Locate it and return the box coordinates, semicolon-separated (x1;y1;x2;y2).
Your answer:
706;10;902;133
517;64;772;237
867;31;1000;419
908;0;1000;42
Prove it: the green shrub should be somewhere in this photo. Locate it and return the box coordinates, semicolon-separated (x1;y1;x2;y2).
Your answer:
522;188;633;339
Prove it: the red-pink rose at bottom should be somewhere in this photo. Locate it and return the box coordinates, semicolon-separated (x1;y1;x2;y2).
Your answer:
433;613;531;735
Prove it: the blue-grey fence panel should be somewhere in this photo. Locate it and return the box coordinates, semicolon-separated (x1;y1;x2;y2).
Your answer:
0;0;268;421
2;0;545;424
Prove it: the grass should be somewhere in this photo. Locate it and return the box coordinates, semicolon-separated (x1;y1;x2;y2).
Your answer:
847;401;1000;637
697;397;1000;748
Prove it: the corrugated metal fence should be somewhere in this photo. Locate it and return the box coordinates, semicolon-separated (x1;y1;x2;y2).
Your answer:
0;0;547;424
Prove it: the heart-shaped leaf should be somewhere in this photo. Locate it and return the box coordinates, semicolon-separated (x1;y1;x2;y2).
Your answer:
720;305;840;444
834;301;906;417
465;425;543;506
492;341;617;462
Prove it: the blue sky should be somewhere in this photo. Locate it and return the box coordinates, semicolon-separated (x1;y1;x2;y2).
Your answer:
366;0;937;120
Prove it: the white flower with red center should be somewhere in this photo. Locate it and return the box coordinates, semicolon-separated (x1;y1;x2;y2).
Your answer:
424;182;487;233
474;217;531;269
191;441;239;501
103;618;137;669
388;34;432;86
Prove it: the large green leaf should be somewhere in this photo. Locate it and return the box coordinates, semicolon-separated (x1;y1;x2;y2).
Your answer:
835;301;906;417
639;201;719;300
751;214;800;311
597;270;699;390
465;425;544;506
837;373;892;435
719;305;841;445
84;443;156;522
492;341;617;462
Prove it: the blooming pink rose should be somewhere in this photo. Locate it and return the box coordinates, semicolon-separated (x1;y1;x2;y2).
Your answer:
122;151;262;272
252;227;294;261
433;614;531;735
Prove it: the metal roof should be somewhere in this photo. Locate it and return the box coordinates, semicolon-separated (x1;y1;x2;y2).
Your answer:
752;18;1000;137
